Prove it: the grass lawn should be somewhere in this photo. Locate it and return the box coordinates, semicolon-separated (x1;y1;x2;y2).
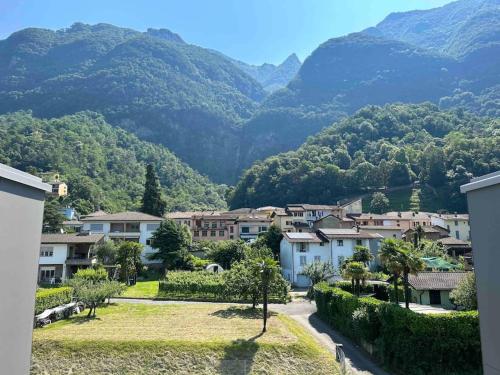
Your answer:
31;303;338;374
121;280;159;298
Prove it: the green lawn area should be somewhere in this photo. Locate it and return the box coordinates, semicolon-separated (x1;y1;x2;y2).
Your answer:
121;280;159;298
31;303;338;374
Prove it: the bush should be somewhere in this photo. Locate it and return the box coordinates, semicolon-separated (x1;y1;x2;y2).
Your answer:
35;287;72;314
314;283;482;375
158;271;288;303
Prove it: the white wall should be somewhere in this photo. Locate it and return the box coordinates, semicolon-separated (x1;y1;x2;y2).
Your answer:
39;243;68;265
431;217;470;240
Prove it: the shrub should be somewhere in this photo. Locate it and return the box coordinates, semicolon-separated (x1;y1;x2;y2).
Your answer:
314;283;481;375
35;287;72;315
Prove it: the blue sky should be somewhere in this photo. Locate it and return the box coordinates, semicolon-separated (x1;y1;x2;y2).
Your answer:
1;0;452;64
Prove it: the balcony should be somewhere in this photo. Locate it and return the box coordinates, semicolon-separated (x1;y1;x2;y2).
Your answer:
109;222;141;234
65;256;97;266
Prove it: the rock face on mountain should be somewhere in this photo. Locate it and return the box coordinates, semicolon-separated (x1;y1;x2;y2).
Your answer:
229;53;301;92
0;23;265;183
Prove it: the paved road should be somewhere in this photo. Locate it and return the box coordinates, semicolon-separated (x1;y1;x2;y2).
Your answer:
111;297;390;375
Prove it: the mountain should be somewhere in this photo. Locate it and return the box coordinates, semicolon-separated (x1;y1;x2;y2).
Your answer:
229;103;500;212
231;53;301;92
238;0;500;169
0;111;227;213
0;23;266;183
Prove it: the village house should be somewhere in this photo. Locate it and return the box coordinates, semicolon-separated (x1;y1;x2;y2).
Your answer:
312;214;355;230
280;228;381;287
80;211;163;263
409;271;468;309
403;225;449;242
359;225;402;239
38;233;104;283
431;213;470;241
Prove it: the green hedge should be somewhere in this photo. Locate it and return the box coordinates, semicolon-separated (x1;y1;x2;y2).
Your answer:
35;287;73;315
314;282;482;375
158;271;287;303
332;281;404;302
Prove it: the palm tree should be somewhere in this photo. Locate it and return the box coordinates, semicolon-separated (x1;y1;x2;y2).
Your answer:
400;246;425;309
343;261;368;296
379;239;405;304
300;261;336;298
256;257;279;333
352;245;373;267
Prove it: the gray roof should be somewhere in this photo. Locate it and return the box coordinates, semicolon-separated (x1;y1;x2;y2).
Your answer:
41;233;104;244
318;228;378;239
409;272;468;291
0;163;51;192
81;211;163;222
437;237;471;246
360;225;401;230
284;232;323;243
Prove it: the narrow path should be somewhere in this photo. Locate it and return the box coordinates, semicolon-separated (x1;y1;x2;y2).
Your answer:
111;297;390;375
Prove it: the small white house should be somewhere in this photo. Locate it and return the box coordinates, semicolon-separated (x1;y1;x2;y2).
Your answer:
280;229;380;287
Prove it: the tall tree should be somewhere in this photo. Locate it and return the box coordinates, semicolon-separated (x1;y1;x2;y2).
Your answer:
42;199;66;233
450;272;477;310
141;164;167;217
370;192;390;214
342;261;368;296
352;245;374;267
300;261;336;298
149;219;192;270
400;247;425;309
252;225;283;259
256;257;280;333
379;239;405;304
116;241;144;285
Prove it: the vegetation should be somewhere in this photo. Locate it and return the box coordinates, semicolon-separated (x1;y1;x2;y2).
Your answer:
95;240;119;265
35;287;73;315
116;241;144;285
148;219;193;270
121;281;159;299
140;164;167;217
369;192;389;214
205;240;249;269
0;111;227;212
31;303;338;374
42;200;66;233
251;224;283;259
314;283;481;375
299;261;335;298
230;104;500;212
68;268;125;317
450;272;478;311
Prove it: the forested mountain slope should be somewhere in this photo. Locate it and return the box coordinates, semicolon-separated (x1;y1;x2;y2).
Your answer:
230;104;500;212
0;111;227;213
0;23;265;183
238;0;500;170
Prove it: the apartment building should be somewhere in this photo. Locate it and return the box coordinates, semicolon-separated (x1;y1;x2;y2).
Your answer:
80;211;163;263
431;213;470;241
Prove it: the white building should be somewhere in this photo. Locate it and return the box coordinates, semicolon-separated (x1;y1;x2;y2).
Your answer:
80;211;163;263
38;233;104;282
280;229;380;287
431;213;470;241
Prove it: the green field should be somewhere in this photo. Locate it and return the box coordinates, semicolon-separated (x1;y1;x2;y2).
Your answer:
31;303;338;374
121;280;159;298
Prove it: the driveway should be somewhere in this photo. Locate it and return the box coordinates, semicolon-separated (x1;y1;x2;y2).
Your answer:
112;297;389;375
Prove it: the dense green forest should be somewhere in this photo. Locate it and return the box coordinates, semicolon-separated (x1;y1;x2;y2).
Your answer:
0;23;264;183
229;103;500;212
0;111;227;213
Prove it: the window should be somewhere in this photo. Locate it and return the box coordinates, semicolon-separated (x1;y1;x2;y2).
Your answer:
259;226;268;232
299;243;307;252
229;235;234;239
241;226;250;234
146;239;152;246
193;230;199;237
202;230;207;237
90;223;103;232
356;239;362;246
299;256;307;266
337;240;344;247
146;223;160;232
230;226;234;233
127;222;140;232
184;220;191;226
219;231;224;236
314;256;321;263
447;225;450;231
454;220;459;226
204;222;209;228
40;247;54;257
455;230;460;239
362;221;368;225
210;230;216;237
211;222;217;229
319;242;324;246
40;268;55;280
286;221;292;225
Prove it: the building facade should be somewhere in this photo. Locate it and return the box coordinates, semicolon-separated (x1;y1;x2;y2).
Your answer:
431;213;470;241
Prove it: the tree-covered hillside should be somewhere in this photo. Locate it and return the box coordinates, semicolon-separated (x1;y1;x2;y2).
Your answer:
229;104;500;212
238;0;500;169
0;111;227;213
0;23;265;183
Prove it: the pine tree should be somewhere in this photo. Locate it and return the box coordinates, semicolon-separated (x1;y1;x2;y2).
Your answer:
141;164;166;216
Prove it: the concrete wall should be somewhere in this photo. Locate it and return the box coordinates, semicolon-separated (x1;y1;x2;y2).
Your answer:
462;173;500;375
0;166;49;375
411;290;453;309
